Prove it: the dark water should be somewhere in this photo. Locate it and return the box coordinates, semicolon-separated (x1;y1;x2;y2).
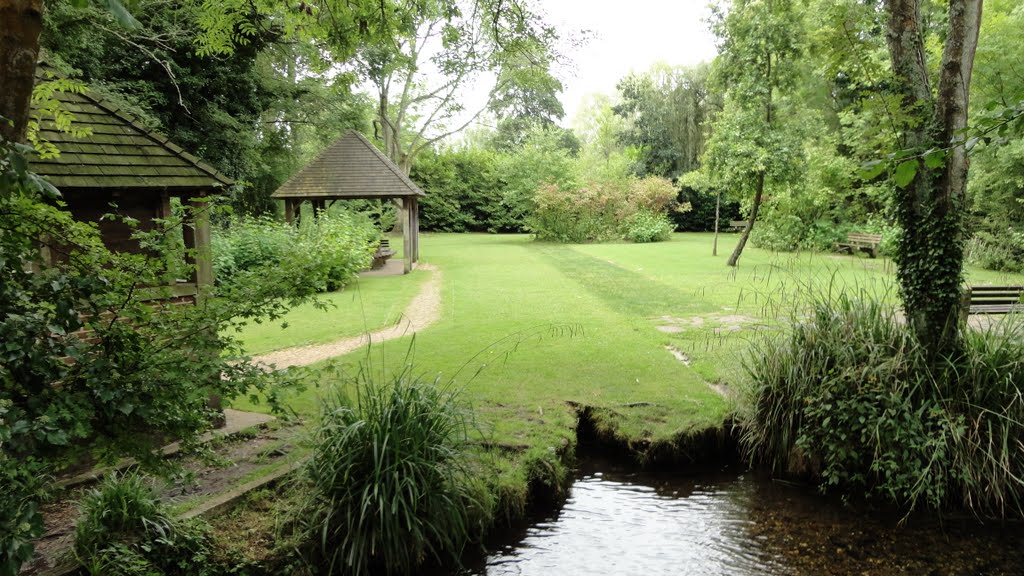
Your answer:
459;458;1024;576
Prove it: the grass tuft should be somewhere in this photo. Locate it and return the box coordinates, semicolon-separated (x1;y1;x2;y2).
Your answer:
291;363;492;575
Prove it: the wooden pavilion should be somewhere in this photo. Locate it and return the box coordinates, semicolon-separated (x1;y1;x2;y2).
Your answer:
28;69;232;302
271;130;424;274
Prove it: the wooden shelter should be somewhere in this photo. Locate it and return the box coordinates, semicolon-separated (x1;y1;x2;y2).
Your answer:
271;130;425;274
28;68;232;302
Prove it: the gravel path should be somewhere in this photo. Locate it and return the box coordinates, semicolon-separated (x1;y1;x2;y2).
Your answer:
252;264;442;369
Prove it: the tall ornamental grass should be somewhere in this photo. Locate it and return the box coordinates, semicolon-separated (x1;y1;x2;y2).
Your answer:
291;366;492;575
740;289;1024;517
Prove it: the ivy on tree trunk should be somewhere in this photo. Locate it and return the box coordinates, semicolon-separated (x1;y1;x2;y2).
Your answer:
884;0;982;358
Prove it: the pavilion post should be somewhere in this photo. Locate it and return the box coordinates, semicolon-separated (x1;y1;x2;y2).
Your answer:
284;199;295;224
402;197;413;274
189;194;214;299
410;196;420;262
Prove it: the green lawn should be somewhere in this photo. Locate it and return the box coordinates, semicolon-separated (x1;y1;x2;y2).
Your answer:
236;232;1024;465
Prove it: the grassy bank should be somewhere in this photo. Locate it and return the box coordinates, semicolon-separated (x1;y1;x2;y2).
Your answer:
221;232;1024;566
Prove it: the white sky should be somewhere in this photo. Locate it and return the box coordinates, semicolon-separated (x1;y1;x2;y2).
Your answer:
542;0;719;124
366;1;720;143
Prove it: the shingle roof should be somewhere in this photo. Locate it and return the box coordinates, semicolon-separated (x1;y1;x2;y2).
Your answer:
28;66;233;191
271;130;425;200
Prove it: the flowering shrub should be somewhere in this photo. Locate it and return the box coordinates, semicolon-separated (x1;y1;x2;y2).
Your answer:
529;176;685;243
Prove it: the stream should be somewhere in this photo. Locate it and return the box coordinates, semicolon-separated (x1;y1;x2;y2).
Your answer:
458;456;1024;575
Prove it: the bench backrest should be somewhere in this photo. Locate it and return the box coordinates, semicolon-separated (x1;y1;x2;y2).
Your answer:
847;233;882;243
729;220;747;227
968;286;1024;305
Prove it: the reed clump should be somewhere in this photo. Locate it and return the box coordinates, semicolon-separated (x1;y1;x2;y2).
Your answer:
740;289;1024;517
291;364;491;575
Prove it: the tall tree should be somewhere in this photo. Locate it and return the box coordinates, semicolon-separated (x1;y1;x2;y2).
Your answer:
883;0;983;356
354;0;561;174
615;62;716;179
702;0;805;267
0;0;43;143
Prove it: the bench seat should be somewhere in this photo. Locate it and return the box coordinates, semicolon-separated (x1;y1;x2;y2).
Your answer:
371;239;396;269
835;233;882;258
726;220;747;232
965;286;1024;316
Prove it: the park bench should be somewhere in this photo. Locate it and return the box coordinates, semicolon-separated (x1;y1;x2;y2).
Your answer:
371;238;396;269
726;220;748;232
835;232;882;258
962;285;1024;316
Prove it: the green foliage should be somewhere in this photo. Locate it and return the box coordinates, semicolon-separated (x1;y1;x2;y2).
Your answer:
411;126;579;233
74;472;239;576
291;366;490;575
0;134;306;572
614;62;717;179
529;176;681;244
966;230;1024;273
741;289;1024;516
74;472;171;559
212;211;378;293
623;210;675;244
411;147;504;232
0;457;44;576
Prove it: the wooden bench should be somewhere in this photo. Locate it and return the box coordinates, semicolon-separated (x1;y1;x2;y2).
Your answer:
726;220;747;233
963;285;1024;316
371;238;396;269
835;232;882;258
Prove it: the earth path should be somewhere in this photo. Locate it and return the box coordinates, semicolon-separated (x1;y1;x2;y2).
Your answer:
252;264;441;369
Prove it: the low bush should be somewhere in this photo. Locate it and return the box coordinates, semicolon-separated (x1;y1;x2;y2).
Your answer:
530;176;685;243
624;210;675;243
74;472;237;576
291;366;491;575
740;290;1024;516
750;216;900;256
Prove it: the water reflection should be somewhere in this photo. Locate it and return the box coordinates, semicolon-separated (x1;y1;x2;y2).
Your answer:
460;458;1024;576
464;460;786;575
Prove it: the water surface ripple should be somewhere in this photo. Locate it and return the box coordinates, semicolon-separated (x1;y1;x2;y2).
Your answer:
461;459;1024;576
470;465;785;575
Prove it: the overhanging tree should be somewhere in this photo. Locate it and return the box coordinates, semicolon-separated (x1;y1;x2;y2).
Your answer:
353;0;562;174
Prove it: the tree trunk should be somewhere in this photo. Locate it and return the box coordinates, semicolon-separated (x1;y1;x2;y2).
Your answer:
884;0;982;358
713;190;721;256
0;0;43;144
726;172;764;267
